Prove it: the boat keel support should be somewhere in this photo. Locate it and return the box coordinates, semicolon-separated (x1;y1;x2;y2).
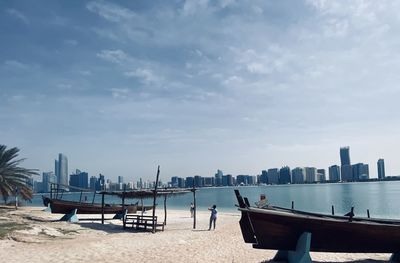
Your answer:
273;232;312;263
60;209;79;223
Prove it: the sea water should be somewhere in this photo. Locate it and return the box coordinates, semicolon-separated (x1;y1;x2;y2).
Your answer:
29;181;400;219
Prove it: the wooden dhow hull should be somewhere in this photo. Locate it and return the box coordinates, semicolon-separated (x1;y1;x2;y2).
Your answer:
235;190;400;253
43;196;139;214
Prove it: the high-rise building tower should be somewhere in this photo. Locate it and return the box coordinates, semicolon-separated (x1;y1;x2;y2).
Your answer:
340;147;351;166
340;147;352;181
42;172;56;192
377;159;385;179
328;165;341;182
55;153;68;189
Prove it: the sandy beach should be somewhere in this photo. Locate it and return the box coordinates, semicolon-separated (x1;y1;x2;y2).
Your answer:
0;206;392;263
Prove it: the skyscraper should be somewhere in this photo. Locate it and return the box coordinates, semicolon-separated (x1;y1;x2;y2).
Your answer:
42;171;56;192
328;165;341;182
291;167;305;184
279;166;291;184
55;153;68;189
377;159;385;179
340;147;352;181
340;147;351;165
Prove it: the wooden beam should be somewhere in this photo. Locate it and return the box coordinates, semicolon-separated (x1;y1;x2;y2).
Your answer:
152;165;160;233
101;192;105;224
193;185;196;229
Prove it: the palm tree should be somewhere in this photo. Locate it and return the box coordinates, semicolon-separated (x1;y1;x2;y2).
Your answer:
0;145;38;204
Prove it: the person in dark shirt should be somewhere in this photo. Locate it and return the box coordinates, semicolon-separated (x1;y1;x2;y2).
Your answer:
208;205;218;230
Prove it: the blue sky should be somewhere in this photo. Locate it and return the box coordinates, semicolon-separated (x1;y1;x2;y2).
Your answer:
1;0;400;181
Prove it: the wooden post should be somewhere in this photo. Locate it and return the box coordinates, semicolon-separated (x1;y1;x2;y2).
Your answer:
367;209;370;218
193;185;196;229
92;192;96;205
101;192;105;224
79;191;83;203
291;201;294;210
331;205;335;215
152;165;160;233
122;184;126;212
163;194;167;226
141;197;144;216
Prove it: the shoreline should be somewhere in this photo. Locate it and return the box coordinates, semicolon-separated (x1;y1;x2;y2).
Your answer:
0;206;392;262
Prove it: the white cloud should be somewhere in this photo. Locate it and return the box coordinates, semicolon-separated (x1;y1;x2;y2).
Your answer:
6;8;29;24
124;68;160;85
97;49;129;64
87;1;135;22
3;60;30;70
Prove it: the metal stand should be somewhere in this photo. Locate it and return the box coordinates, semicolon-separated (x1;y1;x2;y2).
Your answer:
60;209;78;223
390;253;400;262
273;232;312;263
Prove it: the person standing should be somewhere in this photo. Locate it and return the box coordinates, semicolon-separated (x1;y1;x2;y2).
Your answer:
208;205;217;230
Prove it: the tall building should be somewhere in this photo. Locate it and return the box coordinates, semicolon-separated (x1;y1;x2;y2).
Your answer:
185;177;194;188
316;169;326;182
42;172;56;193
55;153;68;189
279;166;291;184
89;176;97;190
260;170;268;184
340;147;351;166
118;176;124;184
340;147;352;181
305;167;316;183
377;159;385;179
215;170;223;186
328;165;341;182
267;168;279;184
292;167;305;184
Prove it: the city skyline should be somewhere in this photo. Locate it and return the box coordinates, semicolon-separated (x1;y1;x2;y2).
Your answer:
2;1;400;180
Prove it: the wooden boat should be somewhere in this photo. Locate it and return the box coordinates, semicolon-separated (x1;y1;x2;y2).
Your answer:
42;196;145;214
234;189;400;253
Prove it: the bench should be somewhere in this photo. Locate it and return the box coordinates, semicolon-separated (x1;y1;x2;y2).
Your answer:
123;214;164;232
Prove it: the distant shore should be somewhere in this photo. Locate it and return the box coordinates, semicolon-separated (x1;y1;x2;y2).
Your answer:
0;206;392;262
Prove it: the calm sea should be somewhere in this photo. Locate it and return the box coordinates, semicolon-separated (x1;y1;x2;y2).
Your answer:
28;181;400;219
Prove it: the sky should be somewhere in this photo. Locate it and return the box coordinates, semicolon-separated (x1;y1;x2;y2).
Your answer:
1;0;400;182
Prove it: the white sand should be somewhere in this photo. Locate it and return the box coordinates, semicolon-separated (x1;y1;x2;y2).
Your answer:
0;207;391;263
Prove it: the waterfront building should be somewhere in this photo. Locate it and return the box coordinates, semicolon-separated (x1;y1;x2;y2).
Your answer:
177;177;185;188
226;174;234;186
203;177;214;187
215;169;223;186
185;177;194;188
55;153;68;189
118;176;124;184
267;168;279;184
279;166;291;184
305;167;316;183
260;170;268;184
95;174;105;191
171;176;179;187
340;147;352;181
341;165;353;181
42;172;56;193
340;146;351;166
316;169;326;182
291;167;305;184
194;175;203;187
351;163;369;181
328;165;341;182
89;176;97;190
377;159;385;179
236;175;249;185
247;175;257;185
